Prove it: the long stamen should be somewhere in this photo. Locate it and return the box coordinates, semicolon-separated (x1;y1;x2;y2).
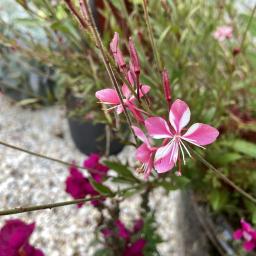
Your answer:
106;105;118;111
182;137;206;149
179;142;186;165
179;140;192;158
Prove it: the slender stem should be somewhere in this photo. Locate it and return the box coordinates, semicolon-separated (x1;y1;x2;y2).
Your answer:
80;0;137;143
64;0;88;29
142;0;162;72
240;4;256;50
192;149;256;205
0;140;100;174
0;196;102;216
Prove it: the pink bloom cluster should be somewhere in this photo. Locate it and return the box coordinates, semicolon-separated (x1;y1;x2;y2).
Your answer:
96;32;150;123
0;219;44;256
233;219;256;251
96;33;219;178
65;154;109;207
213;25;233;42
133;99;219;177
102;219;146;256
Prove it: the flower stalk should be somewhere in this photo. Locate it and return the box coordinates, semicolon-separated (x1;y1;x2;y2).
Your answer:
79;0;137;142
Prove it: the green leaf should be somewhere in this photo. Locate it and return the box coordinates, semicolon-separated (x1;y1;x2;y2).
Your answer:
104;161;139;182
158;176;190;191
222;139;256;159
216;153;242;165
90;179;114;197
209;190;228;211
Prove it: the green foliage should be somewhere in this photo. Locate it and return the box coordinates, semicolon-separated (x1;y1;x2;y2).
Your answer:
90;179;114;197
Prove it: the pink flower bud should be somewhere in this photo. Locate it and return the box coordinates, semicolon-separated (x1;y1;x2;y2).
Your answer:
110;32;126;71
162;69;171;108
128;37;140;75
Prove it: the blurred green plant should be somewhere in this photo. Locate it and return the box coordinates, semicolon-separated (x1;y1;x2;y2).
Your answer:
0;0;256;252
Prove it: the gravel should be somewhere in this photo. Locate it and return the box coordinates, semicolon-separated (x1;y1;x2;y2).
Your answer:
0;95;202;255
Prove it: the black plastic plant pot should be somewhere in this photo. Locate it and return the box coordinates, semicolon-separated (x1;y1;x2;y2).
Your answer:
67;117;125;155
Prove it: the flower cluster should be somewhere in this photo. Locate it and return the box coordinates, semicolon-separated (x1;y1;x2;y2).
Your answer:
0;219;44;256
213;25;233;42
96;33;219;178
65;154;109;207
101;219;146;256
96;32;150;123
233;219;256;252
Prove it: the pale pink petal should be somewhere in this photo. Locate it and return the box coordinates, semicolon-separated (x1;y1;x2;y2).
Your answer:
154;141;178;173
139;85;150;98
145;117;172;139
144;158;153;179
169;99;191;133
136;143;151;163
182;123;219;146
233;229;243;240
131;126;148;144
122;84;131;99
95;89;120;105
243;240;256;251
116;105;124;114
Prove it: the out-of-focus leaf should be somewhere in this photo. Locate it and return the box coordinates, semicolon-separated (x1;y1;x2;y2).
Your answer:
215;153;242;165
158;176;190;191
209;189;228;211
104;161;139;182
17;98;40;106
222;139;256;159
90;179;114;197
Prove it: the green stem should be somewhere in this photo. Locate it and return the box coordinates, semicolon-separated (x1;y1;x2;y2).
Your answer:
240;4;256;50
80;0;137;143
192;148;256;205
0;196;102;216
0;140;100;174
142;0;162;72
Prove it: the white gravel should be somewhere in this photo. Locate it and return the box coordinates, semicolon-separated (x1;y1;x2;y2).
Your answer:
0;95;185;255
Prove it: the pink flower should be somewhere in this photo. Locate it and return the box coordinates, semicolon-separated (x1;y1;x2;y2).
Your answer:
132;126;157;179
233;219;256;251
213;25;233;42
115;220;131;240
123;239;146;256
83;154;109;182
145;99;219;174
0;219;44;256
95;84;150;122
65;165;100;207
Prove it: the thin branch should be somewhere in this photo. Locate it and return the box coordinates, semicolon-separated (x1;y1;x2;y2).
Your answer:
240;3;256;50
0;196;102;216
142;0;162;72
0;140;100;174
191;148;256;205
79;0;137;143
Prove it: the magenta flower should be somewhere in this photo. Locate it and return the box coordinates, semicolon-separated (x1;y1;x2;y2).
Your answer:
213;25;233;42
0;219;44;256
123;239;146;256
132;219;144;233
95;84;150;122
132;126;157;179
145;99;219;174
115;220;131;240
65;165;99;207
233;219;256;251
83;154;109;182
